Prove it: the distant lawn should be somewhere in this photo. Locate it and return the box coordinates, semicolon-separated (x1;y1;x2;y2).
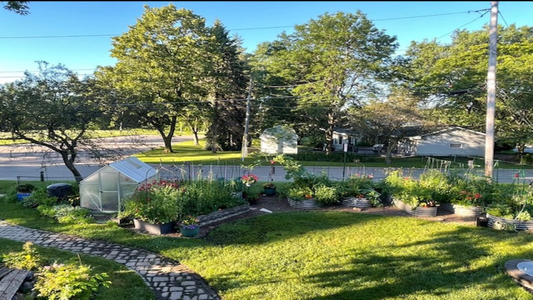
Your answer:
134;139;533;169
1;202;533;299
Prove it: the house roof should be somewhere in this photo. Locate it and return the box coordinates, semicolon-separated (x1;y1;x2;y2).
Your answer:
409;126;485;140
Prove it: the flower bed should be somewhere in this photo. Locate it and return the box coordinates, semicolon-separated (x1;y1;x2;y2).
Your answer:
440;203;483;217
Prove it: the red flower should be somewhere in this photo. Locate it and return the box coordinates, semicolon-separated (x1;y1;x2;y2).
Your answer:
270;160;276;164
515;173;520;178
474;193;481;199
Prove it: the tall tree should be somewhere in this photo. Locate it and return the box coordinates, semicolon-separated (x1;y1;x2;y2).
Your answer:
349;89;435;164
96;4;212;153
404;24;533;157
203;20;249;152
251;11;398;152
2;1;29;14
0;62;103;182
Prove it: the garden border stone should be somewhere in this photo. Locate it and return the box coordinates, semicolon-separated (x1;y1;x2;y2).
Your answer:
197;204;251;226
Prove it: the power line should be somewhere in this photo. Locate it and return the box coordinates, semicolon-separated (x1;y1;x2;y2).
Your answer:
0;8;490;40
436;9;490;40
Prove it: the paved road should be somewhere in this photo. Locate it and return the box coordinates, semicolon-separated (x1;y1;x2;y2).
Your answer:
0;135;531;184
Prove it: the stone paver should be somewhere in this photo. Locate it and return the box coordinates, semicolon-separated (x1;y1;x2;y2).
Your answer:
0;220;220;300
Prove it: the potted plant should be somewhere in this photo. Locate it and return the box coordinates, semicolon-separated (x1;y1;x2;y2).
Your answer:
16;183;35;201
178;215;200;237
122;179;183;235
263;181;277;197
241;174;259;187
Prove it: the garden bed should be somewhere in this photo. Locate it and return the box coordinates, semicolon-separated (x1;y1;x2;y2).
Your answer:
197;204;251;226
287;198;321;210
393;199;439;217
440;203;483;217
487;213;533;231
342;197;371;209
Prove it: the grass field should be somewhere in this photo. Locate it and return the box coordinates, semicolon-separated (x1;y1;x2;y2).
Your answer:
1;202;532;300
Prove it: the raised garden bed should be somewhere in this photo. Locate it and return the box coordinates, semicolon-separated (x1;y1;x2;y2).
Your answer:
487;213;533;231
393;199;439;217
287;198;320;210
440;203;483;217
342;197;371;209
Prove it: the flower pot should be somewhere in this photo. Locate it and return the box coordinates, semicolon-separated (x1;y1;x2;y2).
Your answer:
16;192;32;201
133;219;175;235
179;226;200;237
263;187;276;197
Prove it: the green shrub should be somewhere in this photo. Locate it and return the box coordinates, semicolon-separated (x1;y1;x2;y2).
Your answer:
287;186;314;201
313;184;340;205
1;242;44;271
37;204;94;224
21;187;60;208
34;259;111;300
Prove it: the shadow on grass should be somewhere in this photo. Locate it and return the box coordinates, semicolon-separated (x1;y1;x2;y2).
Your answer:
302;226;533;299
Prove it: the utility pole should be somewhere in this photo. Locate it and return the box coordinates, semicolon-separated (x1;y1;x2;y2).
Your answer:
241;79;253;162
485;1;498;179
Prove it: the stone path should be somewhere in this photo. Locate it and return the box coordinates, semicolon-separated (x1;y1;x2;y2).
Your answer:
0;220;221;300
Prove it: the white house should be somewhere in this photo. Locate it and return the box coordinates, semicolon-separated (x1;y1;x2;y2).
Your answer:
332;129;358;152
260;125;298;154
398;127;485;157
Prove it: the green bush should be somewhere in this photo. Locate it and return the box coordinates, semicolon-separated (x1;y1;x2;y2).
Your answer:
37;204;94;224
34;259;111;300
1;242;44;271
313;184;340;205
287;186;314;201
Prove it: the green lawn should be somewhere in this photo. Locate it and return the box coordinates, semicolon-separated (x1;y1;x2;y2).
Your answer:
135;139;533;169
1;202;532;299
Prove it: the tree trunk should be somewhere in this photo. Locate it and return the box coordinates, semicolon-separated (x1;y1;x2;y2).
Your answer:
157;116;177;153
210;101;219;153
385;142;397;165
190;125;199;147
61;151;83;183
324;114;335;154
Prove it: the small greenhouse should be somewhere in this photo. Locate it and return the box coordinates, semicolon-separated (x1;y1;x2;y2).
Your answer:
80;157;157;213
260;125;298;154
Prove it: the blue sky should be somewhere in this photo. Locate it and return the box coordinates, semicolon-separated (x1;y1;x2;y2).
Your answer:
1;1;531;83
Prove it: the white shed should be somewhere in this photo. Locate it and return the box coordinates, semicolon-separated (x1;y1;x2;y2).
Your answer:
399;127;485;157
80;157;156;213
260;125;298;154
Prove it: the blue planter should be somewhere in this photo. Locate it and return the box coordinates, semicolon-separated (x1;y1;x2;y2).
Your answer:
263;187;277;197
179;226;200;237
16;193;32;201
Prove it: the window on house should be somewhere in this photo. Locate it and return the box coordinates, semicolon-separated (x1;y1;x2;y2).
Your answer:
449;143;462;148
339;135;343;144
